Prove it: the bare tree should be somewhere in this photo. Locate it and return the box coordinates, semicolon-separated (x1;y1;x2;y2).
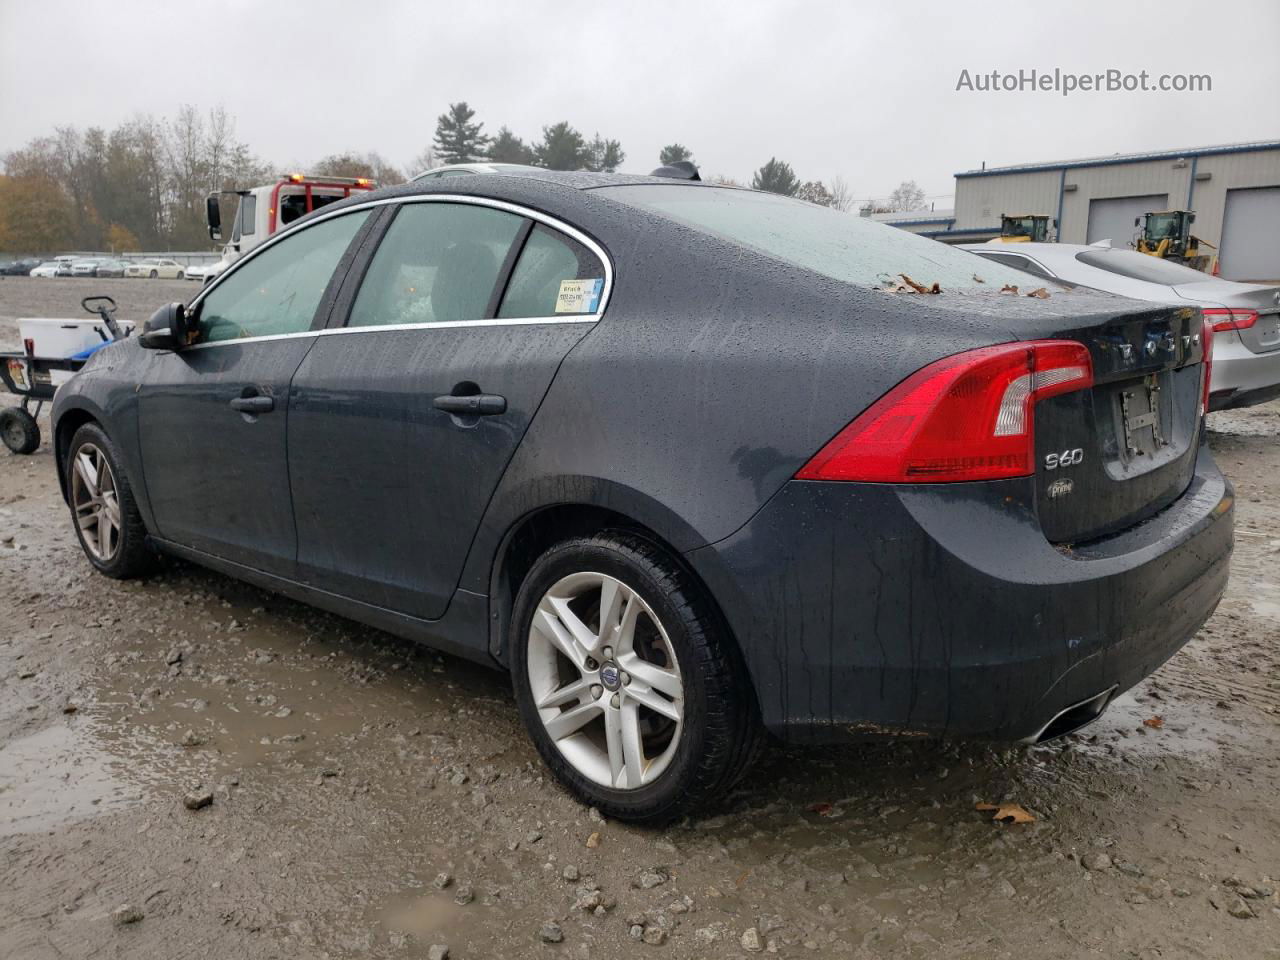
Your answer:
828;176;855;212
887;180;927;212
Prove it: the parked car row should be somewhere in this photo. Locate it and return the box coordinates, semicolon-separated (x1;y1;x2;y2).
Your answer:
7;256;193;279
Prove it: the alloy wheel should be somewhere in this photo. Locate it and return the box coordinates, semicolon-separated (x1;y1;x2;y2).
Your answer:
71;443;122;561
527;571;684;789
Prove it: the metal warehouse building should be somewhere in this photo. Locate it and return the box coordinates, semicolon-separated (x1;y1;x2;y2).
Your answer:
918;140;1280;281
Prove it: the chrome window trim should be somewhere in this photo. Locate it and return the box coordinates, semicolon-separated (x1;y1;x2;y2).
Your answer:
186;193;613;349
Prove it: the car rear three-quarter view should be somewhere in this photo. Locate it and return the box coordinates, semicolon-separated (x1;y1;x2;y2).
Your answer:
51;170;1233;824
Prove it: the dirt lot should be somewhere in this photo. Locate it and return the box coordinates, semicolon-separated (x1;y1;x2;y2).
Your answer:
2;277;1279;959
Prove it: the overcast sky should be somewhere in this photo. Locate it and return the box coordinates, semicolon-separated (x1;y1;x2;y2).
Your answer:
2;0;1277;204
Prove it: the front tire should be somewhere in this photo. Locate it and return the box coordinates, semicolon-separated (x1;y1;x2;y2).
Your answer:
66;422;155;578
510;531;760;823
149;270;158;279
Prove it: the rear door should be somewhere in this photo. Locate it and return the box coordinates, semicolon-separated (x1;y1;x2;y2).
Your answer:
137;209;371;575
287;198;609;619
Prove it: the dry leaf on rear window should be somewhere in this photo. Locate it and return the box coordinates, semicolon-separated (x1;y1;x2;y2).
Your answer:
999;284;1019;296
1026;287;1051;299
975;801;1036;824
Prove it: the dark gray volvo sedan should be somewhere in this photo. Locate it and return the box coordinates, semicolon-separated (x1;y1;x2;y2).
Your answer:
52;168;1233;822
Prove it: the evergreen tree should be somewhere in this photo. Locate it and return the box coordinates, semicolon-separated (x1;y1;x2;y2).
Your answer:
751;158;800;196
488;126;535;165
533;122;587;170
583;134;625;172
659;143;693;166
432;102;490;165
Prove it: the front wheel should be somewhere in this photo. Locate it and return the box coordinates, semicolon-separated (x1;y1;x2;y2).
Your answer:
176;270;185;280
66;422;155;578
510;531;760;823
149;270;157;279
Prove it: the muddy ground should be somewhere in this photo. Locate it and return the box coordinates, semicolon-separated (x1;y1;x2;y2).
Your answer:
2;277;1278;959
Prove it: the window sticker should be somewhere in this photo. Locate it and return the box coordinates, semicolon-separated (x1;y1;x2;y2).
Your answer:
555;278;604;314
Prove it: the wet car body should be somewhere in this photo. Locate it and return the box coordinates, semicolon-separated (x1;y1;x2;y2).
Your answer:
52;170;1233;749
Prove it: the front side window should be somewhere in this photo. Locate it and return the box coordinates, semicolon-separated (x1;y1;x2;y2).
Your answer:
498;224;606;318
197;210;369;343
239;195;257;236
349;202;524;327
599;184;1035;293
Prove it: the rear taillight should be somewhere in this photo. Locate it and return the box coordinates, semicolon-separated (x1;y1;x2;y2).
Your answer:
796;341;1093;483
1201;317;1215;415
1202;307;1258;332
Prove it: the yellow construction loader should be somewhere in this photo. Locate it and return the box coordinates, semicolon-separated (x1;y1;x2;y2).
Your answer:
996;214;1055;243
1132;210;1217;272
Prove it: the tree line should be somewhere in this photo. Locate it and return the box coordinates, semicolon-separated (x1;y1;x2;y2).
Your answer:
0;100;928;254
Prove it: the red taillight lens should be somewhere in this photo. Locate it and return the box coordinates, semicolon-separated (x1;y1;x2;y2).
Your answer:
1201;317;1214;414
796;341;1093;483
1202;307;1258;333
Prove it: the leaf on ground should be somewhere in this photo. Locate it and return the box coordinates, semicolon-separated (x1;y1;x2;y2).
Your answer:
975;801;1036;824
808;802;835;817
1143;715;1164;729
1026;287;1051;299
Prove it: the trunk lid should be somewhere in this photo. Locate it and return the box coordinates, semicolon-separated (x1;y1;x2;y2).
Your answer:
1173;280;1280;354
1025;301;1206;544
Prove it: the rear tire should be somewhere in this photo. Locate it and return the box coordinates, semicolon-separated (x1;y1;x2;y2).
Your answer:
176;270;185;280
149;270;158;279
66;422;155;579
0;407;40;454
510;531;760;824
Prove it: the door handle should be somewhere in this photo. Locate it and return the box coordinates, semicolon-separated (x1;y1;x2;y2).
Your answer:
230;395;275;414
433;394;506;416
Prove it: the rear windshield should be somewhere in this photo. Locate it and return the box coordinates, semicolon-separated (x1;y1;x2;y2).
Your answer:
1074;248;1209;285
597;184;1031;292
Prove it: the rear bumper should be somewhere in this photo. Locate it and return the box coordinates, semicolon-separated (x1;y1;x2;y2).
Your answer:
686;446;1233;742
1209;336;1280;410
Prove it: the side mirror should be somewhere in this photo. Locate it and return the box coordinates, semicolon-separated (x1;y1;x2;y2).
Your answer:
206;195;222;241
139;302;193;351
1133;217;1141;227
1189;213;1196;224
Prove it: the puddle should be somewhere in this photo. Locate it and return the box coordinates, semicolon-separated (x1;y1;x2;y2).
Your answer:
0;723;145;836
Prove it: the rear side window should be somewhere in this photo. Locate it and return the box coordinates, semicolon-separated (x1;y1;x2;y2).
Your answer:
599;184;1033;292
498;224;606;318
197;210;369;343
349;202;524;327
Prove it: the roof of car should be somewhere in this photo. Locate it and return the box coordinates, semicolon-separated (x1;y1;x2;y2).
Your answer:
409;162;704;190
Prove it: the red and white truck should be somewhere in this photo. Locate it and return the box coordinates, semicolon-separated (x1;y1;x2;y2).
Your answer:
197;173;376;283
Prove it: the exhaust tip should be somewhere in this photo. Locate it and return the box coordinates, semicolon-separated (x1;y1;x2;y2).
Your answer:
1029;686;1117;743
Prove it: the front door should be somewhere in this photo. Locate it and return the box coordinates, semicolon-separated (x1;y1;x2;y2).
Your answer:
288;200;609;619
137;209;371;575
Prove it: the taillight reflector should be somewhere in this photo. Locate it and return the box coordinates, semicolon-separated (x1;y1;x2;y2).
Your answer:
796;341;1093;483
1202;307;1258;333
1201;317;1214;414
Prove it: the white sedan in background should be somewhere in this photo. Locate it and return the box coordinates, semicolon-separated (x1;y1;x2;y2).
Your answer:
29;261;61;277
124;258;185;279
964;241;1280;411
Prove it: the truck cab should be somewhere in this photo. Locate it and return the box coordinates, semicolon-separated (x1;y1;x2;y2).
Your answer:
203;173;375;283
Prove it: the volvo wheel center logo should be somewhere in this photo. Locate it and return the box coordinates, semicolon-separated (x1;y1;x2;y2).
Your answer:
600;662;621;690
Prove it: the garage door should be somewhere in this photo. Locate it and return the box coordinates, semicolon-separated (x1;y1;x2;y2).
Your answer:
1220;186;1280;282
1086;195;1169;245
